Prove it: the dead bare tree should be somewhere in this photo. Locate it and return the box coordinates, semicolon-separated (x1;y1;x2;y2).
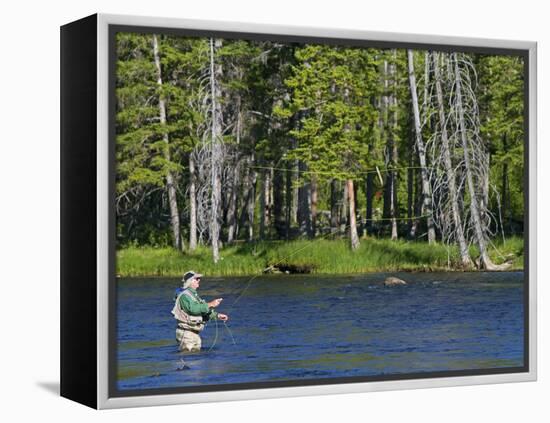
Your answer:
450;53;508;270
209;38;223;263
431;51;473;268
191;38;233;260
152;34;183;251
382;57;398;240
407;49;436;244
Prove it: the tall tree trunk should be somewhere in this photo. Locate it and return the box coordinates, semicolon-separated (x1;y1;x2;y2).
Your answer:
285;162;292;239
297;162;311;237
209;38;222;263
452;54;498;270
227;93;242;244
365;173;374;236
348;179;360;250
330;179;339;231
226;161;239;244
153;34;182;251
267;168;273;230
387;56;399;240
481;152;490;231
259;168;268;240
341;179;348;234
432;52;472;268
382;60;391;222
501;133;509;232
407;49;436;243
273;167;285;239
382;58;397;239
390;106;398;240
189;153;198;250
407;139;414;233
246;157;257;241
410;172;422;239
238;162;255;241
310;176;318;238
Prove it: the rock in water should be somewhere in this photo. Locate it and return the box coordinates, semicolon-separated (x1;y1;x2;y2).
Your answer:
384;276;407;286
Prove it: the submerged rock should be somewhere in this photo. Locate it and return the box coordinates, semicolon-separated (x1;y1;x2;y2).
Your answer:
384;276;407;286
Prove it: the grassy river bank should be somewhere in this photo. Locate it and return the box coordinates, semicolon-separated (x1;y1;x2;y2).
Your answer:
116;236;524;277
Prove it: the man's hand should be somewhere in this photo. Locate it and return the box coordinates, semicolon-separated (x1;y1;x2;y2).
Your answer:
208;298;223;308
217;313;229;322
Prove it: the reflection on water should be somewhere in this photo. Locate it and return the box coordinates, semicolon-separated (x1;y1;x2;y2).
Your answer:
116;272;524;390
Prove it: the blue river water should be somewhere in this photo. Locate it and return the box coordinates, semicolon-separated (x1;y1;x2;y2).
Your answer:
116;272;524;391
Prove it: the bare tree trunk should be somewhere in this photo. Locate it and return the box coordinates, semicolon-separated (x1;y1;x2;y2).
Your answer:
153;34;182;251
236;156;256;242
410;175;422;238
388;56;399;240
407;49;436;243
501;133;509;231
259;168;267;240
247;157;257;241
311;176;318;237
297;162;311;237
382;60;391;222
407;140;414;233
341;179;348;234
365;173;373;236
273;167;285;238
285;163;292;239
348;179;360;250
452;54;498;270
390;107;398;240
481;152;490;230
226;161;239;244
330;179;339;231
189;153;198;250
381;58;398;240
209;38;222;263
267;168;273;230
292;161;299;225
227;94;242;245
432;52;472;268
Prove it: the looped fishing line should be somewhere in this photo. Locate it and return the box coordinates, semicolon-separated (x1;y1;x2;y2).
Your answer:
206;316;219;352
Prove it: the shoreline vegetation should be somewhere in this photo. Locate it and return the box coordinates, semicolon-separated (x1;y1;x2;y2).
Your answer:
116;237;523;277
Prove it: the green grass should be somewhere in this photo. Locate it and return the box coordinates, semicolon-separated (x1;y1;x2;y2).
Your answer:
116;236;524;277
485;236;524;268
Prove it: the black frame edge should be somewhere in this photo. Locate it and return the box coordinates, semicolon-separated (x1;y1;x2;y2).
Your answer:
60;13;98;409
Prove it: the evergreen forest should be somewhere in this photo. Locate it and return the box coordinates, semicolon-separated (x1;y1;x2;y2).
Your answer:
115;32;525;274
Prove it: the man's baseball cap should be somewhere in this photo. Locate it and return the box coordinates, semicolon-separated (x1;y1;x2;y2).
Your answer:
182;271;203;283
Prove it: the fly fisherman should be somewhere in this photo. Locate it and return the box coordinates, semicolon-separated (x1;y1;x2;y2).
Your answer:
172;271;229;352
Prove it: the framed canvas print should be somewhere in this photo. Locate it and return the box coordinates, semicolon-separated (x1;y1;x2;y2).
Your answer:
60;13;537;409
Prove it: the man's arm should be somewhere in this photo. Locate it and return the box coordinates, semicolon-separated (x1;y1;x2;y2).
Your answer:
179;293;210;316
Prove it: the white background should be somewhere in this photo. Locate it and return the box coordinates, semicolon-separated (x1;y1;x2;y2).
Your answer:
0;0;547;421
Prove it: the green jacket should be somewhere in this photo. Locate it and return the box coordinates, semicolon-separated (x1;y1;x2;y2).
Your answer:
178;288;218;320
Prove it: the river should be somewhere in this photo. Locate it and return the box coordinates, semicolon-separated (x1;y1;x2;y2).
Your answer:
116;272;524;391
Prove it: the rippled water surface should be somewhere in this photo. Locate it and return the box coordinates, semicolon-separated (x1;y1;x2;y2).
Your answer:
116;272;524;391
